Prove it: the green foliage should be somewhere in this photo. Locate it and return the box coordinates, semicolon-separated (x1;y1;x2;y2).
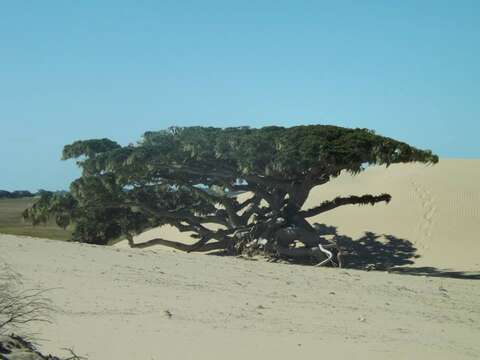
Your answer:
23;192;76;228
140;125;437;179
62;138;121;160
24;125;438;250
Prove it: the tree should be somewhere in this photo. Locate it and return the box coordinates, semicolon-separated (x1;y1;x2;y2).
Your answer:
24;125;437;266
0;190;34;199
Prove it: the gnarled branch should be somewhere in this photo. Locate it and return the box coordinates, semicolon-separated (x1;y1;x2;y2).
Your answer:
128;237;228;252
300;194;392;218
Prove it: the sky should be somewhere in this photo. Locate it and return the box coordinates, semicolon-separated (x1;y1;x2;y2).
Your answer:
1;1;479;191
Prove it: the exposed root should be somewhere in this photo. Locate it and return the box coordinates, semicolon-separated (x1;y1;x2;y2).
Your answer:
125;224;343;267
316;244;334;267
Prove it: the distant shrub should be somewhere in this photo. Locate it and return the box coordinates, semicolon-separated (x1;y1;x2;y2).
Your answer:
0;190;35;199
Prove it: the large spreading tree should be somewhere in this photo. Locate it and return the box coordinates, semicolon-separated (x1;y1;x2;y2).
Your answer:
24;125;437;266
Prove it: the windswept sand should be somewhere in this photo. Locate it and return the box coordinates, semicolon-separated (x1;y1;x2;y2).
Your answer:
1;159;480;359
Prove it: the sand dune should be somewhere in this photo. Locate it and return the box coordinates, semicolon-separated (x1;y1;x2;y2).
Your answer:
305;159;480;272
1;159;480;359
124;159;480;274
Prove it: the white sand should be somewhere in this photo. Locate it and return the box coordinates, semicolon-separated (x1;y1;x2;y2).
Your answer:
305;159;480;272
1;159;479;359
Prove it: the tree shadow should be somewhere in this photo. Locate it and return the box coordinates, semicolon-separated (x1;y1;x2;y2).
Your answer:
313;223;480;280
336;232;419;270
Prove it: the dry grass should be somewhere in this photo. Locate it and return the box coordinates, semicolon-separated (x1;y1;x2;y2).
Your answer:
0;261;88;359
0;262;54;336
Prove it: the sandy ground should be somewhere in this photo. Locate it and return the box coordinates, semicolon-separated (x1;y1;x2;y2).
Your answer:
1;159;480;359
1;235;479;359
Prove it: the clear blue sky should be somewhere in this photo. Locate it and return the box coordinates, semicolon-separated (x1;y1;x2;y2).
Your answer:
1;1;479;191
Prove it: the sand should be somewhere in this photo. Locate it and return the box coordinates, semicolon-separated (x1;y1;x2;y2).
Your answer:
1;159;479;359
304;159;480;272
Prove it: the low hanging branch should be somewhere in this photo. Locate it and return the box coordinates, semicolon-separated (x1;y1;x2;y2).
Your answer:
24;125;437;267
300;194;392;218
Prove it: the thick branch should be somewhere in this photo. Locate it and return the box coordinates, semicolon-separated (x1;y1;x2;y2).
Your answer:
239;195;262;223
127;202;230;228
300;194;392;218
128;237;228;252
219;197;244;228
243;174;293;191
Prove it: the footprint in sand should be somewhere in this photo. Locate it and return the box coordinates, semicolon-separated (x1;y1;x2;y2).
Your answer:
411;181;436;249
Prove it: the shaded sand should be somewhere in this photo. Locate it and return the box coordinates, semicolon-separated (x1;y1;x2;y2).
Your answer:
1;234;479;359
121;159;480;276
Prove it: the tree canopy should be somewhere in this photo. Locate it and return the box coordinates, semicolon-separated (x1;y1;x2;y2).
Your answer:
24;125;438;265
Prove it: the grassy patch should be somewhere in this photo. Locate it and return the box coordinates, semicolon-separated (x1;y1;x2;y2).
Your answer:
0;198;72;240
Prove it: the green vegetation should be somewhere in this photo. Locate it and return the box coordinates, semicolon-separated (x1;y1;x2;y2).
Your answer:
0;198;71;240
0;190;35;199
24;125;437;265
